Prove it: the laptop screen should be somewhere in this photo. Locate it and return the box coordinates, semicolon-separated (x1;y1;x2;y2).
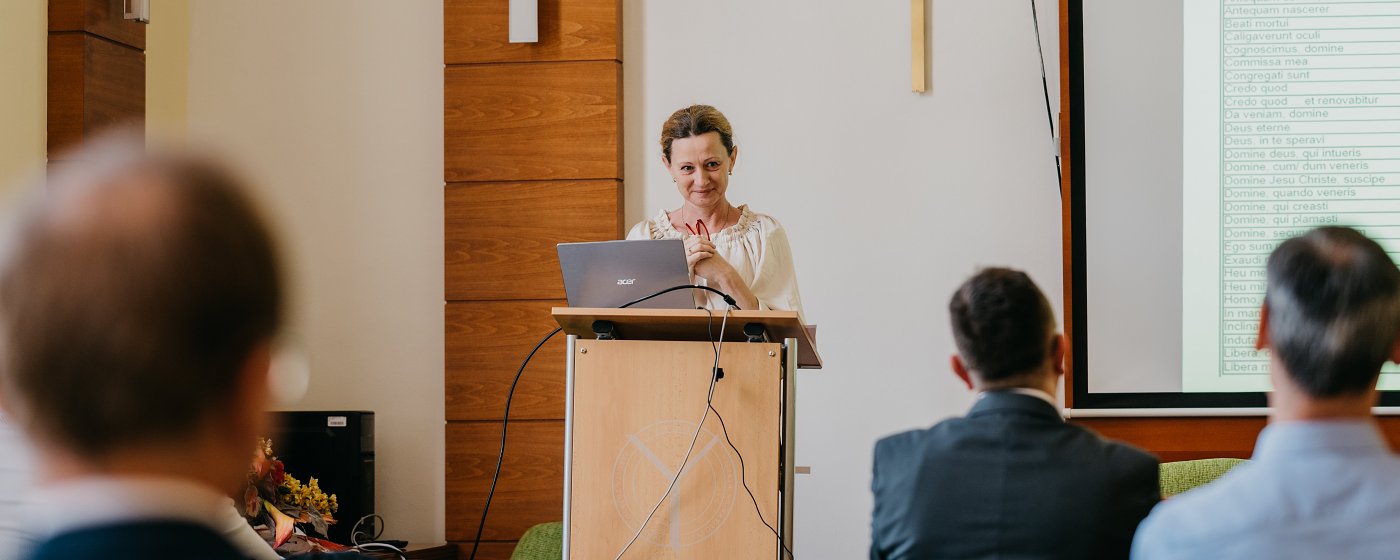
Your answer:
557;239;696;309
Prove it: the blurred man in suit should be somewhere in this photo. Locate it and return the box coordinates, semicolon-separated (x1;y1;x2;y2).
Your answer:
0;136;362;560
1133;227;1400;560
870;267;1160;560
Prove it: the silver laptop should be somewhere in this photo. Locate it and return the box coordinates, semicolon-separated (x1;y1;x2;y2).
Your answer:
557;239;696;309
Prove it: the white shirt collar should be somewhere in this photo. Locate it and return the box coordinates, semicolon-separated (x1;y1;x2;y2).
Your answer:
30;475;232;538
979;387;1059;408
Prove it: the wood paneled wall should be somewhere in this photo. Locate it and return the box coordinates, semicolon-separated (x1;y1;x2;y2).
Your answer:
1072;416;1400;462
443;1;622;556
1072;417;1268;462
48;0;146;157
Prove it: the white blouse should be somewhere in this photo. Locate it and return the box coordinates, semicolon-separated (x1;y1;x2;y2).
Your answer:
627;205;805;319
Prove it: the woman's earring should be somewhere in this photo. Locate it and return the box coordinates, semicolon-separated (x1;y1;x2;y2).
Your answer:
728;171;733;176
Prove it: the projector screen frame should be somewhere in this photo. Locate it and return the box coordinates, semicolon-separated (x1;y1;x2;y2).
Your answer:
1060;0;1400;410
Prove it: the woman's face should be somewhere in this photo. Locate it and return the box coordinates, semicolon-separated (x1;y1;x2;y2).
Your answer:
664;131;738;210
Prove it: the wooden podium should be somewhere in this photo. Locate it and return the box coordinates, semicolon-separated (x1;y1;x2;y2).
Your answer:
553;308;821;559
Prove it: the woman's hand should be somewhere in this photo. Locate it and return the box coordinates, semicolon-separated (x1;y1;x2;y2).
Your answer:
683;236;759;310
684;236;729;280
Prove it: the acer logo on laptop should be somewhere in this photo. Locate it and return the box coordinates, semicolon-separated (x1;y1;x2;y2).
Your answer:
557;239;692;309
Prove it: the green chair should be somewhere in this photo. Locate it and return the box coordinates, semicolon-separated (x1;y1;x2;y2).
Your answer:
510;522;563;560
1158;458;1248;498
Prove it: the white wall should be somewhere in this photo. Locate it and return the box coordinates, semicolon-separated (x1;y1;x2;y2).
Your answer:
183;2;445;543
0;0;46;189
624;1;1062;557
146;0;188;140
0;4;45;557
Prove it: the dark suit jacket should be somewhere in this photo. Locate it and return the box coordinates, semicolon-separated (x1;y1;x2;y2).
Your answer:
870;392;1159;560
25;520;375;560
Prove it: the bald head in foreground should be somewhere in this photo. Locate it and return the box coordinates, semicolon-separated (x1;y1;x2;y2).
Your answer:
1133;227;1400;560
0;138;367;560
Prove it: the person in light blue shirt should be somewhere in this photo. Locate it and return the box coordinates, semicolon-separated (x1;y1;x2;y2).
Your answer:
1132;226;1400;560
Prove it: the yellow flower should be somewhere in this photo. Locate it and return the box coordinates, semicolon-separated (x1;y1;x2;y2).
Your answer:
279;473;339;514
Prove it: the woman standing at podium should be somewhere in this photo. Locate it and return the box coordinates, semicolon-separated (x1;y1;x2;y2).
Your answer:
627;104;805;318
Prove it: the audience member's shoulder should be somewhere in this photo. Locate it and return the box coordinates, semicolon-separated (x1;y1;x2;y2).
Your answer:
1134;492;1209;560
874;417;969;458
1102;437;1159;470
1132;501;1191;560
1138;463;1255;541
873;427;921;458
1064;422;1157;463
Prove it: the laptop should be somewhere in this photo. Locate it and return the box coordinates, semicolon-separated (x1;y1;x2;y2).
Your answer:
557;239;696;309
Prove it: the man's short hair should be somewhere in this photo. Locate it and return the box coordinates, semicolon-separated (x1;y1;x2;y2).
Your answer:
0;138;284;458
1266;226;1400;396
948;267;1056;383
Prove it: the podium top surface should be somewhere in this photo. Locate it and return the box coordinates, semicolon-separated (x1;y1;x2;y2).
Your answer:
552;307;822;369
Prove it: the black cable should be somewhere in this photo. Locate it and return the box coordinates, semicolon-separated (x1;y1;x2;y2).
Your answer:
349;514;384;546
709;404;795;559
701;307;793;558
620;283;739;309
706;300;719;354
1030;0;1063;191
468;326;561;560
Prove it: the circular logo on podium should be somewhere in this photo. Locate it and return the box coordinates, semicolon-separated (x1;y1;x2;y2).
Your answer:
612;419;738;551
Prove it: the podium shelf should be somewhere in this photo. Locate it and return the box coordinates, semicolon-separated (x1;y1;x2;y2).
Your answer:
552;307;822;369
